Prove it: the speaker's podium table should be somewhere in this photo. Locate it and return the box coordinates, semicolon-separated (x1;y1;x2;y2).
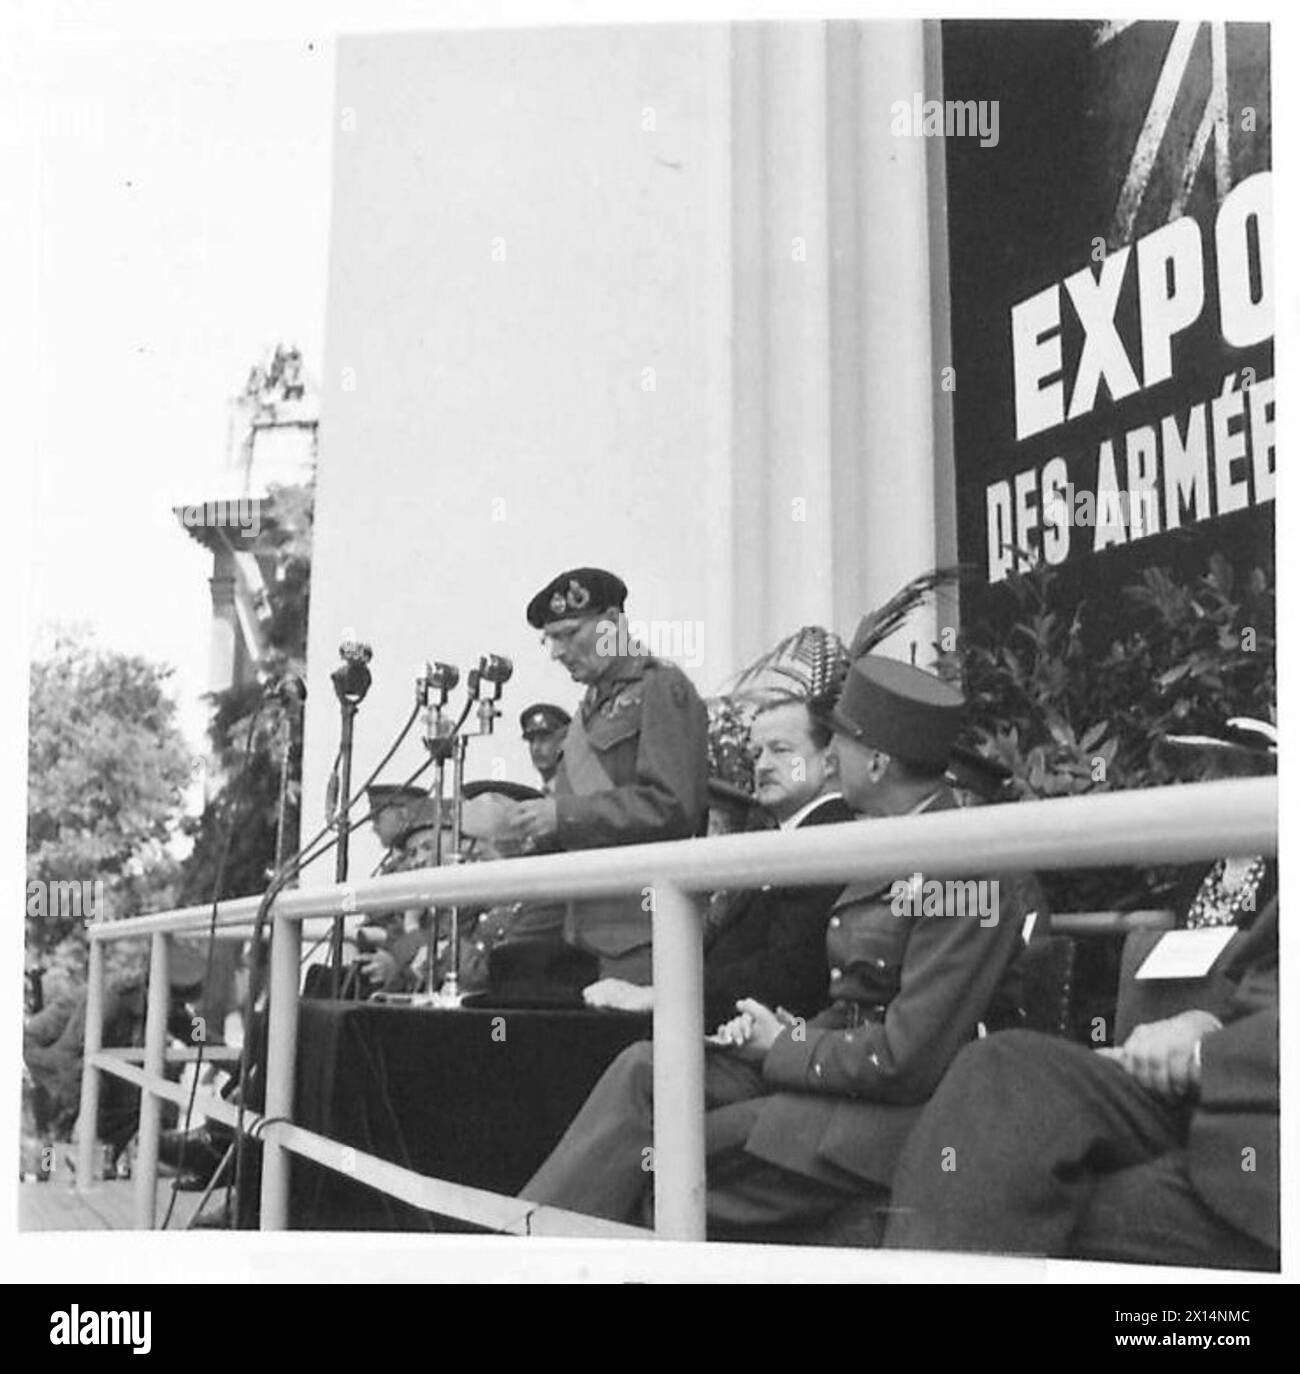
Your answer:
290;997;651;1230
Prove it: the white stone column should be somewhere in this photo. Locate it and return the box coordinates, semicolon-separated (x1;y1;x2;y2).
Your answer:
729;24;837;670
727;19;952;671
845;19;948;662
206;557;239;799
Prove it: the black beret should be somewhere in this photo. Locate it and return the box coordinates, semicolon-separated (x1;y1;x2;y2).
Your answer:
526;567;628;629
519;702;572;737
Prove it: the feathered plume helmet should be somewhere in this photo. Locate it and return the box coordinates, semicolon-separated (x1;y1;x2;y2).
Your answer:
705;568;960;796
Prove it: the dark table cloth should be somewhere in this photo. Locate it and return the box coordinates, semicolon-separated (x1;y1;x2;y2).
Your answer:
290;999;650;1230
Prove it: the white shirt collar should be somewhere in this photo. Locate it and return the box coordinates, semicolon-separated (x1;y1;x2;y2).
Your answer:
779;792;844;831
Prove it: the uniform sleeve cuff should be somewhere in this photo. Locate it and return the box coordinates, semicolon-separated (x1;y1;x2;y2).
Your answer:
554;796;585;847
762;1026;824;1089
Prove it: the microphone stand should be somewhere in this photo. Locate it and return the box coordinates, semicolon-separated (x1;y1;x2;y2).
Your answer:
413;666;458;1006
329;644;373;996
436;665;509;1005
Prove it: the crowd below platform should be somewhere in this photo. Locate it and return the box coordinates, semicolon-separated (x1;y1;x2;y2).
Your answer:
26;564;1278;1268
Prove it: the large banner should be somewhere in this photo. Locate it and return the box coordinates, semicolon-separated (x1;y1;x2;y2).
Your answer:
942;21;1273;633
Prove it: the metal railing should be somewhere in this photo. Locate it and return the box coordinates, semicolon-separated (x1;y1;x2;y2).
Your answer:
75;776;1277;1239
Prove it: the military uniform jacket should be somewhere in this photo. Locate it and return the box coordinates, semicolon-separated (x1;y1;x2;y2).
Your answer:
742;788;1027;1189
553;653;709;959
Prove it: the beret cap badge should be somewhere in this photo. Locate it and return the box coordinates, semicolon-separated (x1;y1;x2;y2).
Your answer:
526;566;628;629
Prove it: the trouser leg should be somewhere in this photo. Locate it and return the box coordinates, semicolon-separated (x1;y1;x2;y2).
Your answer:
520;1042;766;1224
1073;1151;1279;1272
704;1148;877;1238
883;1029;1187;1256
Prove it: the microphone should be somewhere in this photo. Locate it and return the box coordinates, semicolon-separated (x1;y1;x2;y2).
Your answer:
477;653;513;685
425;661;460;697
332;636;373;705
420;662;460;759
472;653;512;733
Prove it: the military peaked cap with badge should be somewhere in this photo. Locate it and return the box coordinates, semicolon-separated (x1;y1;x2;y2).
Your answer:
520;702;572;738
831;654;965;768
526;567;628;629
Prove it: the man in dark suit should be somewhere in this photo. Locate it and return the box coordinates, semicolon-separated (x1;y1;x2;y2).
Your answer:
520;656;1025;1235
883;896;1279;1271
581;697;853;1021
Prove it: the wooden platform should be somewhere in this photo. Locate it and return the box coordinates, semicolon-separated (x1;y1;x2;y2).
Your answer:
20;1174;217;1232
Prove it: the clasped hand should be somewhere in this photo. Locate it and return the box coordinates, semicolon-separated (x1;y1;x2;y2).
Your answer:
1094;1009;1221;1098
704;999;791;1062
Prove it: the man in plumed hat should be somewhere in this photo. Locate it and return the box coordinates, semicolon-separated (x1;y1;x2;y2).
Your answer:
519;702;571;796
502;567;709;984
521;655;1026;1235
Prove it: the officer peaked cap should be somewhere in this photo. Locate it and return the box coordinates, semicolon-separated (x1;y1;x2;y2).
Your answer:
831;655;965;767
520;702;572;737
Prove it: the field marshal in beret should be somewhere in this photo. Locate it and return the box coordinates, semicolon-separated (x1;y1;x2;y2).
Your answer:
507;567;709;983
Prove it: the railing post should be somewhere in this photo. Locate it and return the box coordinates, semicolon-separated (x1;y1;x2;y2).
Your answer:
650;880;706;1240
260;912;302;1229
75;937;106;1191
133;932;171;1228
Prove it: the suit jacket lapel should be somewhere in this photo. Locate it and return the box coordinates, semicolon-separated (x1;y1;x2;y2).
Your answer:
706;795;851;946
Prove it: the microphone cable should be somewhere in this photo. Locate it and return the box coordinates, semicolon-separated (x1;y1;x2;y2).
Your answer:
159;699;266;1230
229;741;435;1226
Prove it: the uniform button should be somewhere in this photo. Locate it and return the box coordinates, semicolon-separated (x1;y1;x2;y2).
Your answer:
844;1032;854;1043
475;942;485;951
829;916;841;929
830;968;843;980
874;958;888;969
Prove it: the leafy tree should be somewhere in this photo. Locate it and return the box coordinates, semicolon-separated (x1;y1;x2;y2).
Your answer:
26;634;194;982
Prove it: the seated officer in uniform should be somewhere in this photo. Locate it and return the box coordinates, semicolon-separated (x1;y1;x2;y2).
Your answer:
519;656;1025;1237
502;567;710;985
883;894;1279;1271
357;780;543;995
520;702;571;796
